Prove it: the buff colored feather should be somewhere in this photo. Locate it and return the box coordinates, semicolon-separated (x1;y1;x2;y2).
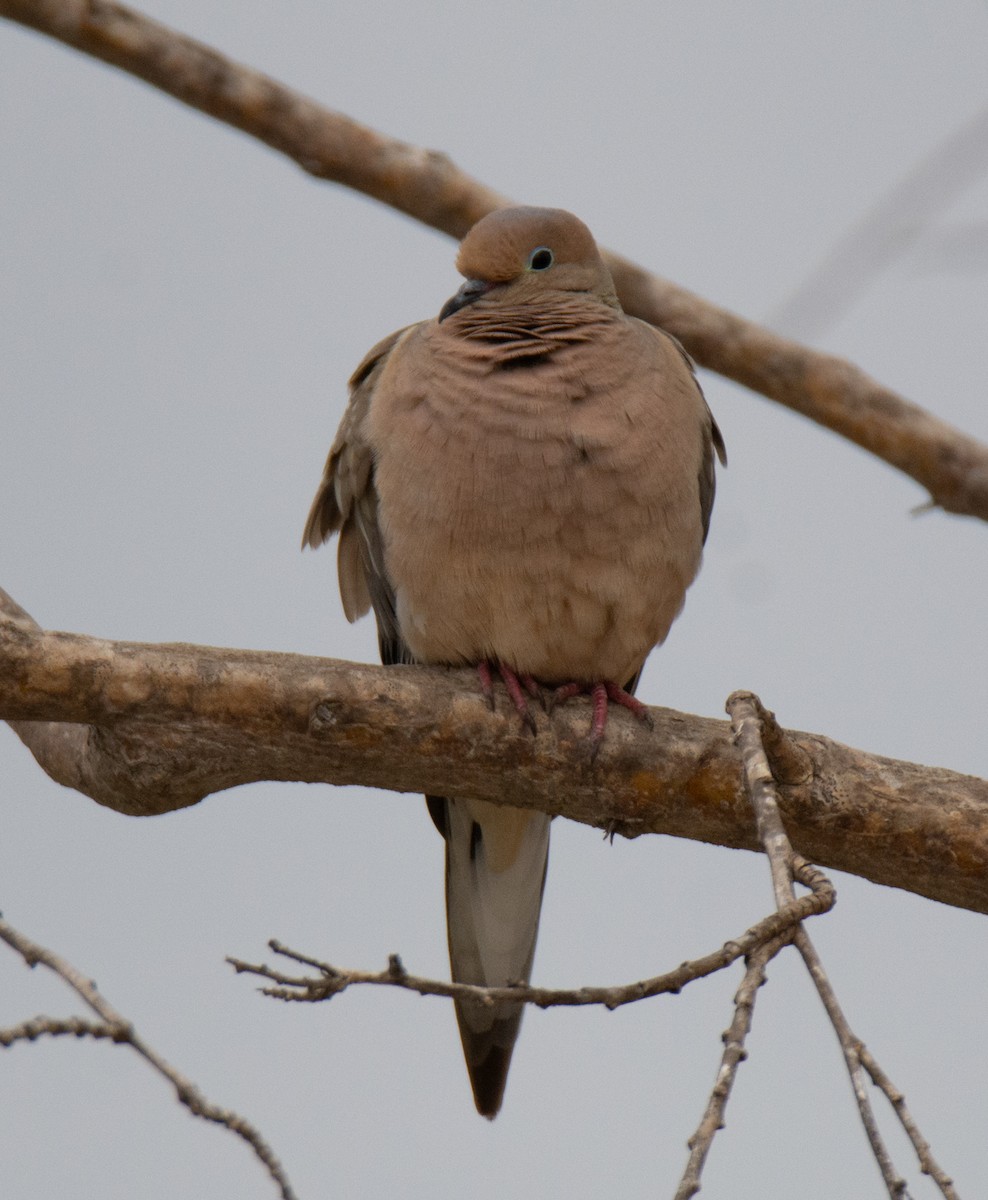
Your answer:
303;206;724;1117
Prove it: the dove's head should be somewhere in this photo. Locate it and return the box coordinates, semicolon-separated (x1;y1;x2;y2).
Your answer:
439;206;619;321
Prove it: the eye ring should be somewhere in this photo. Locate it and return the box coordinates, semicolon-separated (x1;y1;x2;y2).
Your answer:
527;246;554;271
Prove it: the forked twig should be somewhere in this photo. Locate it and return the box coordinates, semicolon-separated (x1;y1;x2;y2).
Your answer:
229;789;834;1200
232;888;830;1197
228;877;831;1012
0;914;298;1200
726;690;960;1200
673;853;830;1198
673;693;835;1197
227;689;959;1197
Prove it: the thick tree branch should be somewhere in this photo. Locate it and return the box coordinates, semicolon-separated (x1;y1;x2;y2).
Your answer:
3;589;988;916
2;0;987;520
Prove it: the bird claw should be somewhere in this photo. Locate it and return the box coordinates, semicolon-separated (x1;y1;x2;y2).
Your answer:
552;679;654;757
602;681;654;730
547;681;583;714
476;661;539;735
520;673;547;709
476;661;498;711
478;667;652;750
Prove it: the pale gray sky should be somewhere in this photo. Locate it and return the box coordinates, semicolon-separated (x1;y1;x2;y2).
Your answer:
2;3;987;1198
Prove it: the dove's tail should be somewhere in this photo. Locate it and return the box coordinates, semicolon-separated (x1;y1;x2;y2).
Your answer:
428;795;551;1119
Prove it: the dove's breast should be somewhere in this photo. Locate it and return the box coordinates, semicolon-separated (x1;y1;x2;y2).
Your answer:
366;311;709;685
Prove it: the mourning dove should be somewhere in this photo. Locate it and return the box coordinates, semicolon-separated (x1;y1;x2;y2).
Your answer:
303;206;725;1118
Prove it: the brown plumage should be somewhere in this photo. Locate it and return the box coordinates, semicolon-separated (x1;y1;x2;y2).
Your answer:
303;206;724;1117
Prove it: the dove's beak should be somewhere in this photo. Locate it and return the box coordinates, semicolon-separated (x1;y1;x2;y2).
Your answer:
438;278;493;322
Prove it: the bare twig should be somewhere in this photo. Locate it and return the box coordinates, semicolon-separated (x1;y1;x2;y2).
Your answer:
858;1045;958;1196
748;698;814;786
4;589;988;915
729;689;906;1195
726;690;960;1200
793;927;911;1198
228;881;832;1011
0;914;298;1200
1;0;987;520
673;853;832;1193
728;691;799;907
230;878;830;1200
674;941;778;1200
0;1014;123;1045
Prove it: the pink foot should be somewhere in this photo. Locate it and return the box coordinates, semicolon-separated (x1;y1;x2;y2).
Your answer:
476;661;539;734
551;680;654;757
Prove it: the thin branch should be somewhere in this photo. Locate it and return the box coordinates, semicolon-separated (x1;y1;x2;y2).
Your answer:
0;914;298;1200
0;1014;123;1045
726;691;960;1200
4;588;988;915
858;1045;958;1196
793;925;911;1198
227;881;832;1011
1;0;987;520
728;689;906;1195
673;854;829;1193
727;691;802;907
769;103;988;339
674;941;778;1200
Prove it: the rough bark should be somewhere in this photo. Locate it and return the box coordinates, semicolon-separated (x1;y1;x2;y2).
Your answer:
2;0;987;521
3;590;987;916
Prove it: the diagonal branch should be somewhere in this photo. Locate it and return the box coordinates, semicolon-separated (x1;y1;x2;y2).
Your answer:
1;0;987;520
0;914;298;1200
3;587;988;915
674;854;832;1196
673;939;778;1200
768;102;988;339
727;690;960;1200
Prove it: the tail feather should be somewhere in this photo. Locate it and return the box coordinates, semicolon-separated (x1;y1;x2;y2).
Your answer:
434;796;551;1118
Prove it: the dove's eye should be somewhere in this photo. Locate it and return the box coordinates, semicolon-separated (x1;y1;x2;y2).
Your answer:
527;247;554;271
